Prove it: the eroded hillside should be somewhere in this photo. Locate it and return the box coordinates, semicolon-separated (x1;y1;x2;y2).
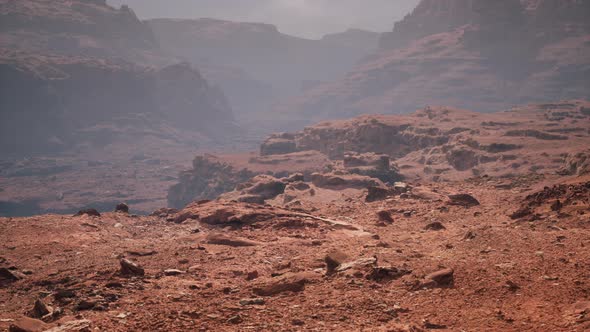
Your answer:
277;0;590;122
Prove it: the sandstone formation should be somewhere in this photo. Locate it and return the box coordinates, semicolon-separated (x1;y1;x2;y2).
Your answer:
261;101;590;181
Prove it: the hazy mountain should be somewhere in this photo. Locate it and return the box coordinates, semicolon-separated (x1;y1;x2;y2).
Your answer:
276;0;590;122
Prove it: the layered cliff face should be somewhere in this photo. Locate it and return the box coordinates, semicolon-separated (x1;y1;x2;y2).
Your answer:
0;0;159;62
277;0;590;123
148;19;380;115
0;52;234;154
0;0;236;155
263;100;590;181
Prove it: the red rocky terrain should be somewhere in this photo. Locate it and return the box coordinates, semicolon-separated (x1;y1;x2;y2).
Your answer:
1;162;589;331
3;101;588;330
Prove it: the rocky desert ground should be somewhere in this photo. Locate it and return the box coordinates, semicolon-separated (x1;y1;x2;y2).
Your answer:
2;101;590;331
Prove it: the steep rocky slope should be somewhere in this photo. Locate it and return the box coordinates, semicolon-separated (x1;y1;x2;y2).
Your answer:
1;166;589;331
0;0;236;155
277;0;590;122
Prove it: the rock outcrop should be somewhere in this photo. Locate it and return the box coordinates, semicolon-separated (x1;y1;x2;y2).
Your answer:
261;101;590;181
168;155;255;209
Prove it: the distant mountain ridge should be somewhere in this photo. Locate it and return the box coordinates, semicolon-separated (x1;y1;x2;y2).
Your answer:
277;0;590;122
0;0;235;155
147;18;381;115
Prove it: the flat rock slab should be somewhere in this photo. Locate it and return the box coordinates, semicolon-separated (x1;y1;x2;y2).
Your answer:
253;272;319;296
205;233;259;247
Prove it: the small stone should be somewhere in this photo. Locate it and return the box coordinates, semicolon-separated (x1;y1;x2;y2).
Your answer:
8;316;48;332
366;266;411;282
366;186;393;202
246;271;259;281
114;203;129;213
550;200;562;211
239;298;265;306
53;289;76;301
418;268;454;289
463;231;476;240
105;282;123;289
505;280;520;292
424;221;445;231
252;272;314;296
422;319;447;329
119;258;145;276
74;209;101;217
510;207;532;220
227;315;243;324
377;210;394;223
448;194;480;207
75;300;96;311
325;250;349;275
164;269;185;276
292;319;305;326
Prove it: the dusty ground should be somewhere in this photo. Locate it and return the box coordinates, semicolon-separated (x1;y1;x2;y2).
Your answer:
1;173;588;331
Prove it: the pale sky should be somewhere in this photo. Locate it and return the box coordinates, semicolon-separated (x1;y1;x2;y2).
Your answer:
107;0;420;39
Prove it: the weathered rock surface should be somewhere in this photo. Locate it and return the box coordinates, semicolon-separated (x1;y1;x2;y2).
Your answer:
311;173;384;190
448;194;480;207
418;268;455;289
252;272;317;296
119;258;145;276
8;317;47;332
205;233;259;247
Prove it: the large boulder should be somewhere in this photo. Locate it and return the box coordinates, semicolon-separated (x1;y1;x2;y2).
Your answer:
260;133;297;156
343;152;402;183
220;175;287;204
168;155;255;209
